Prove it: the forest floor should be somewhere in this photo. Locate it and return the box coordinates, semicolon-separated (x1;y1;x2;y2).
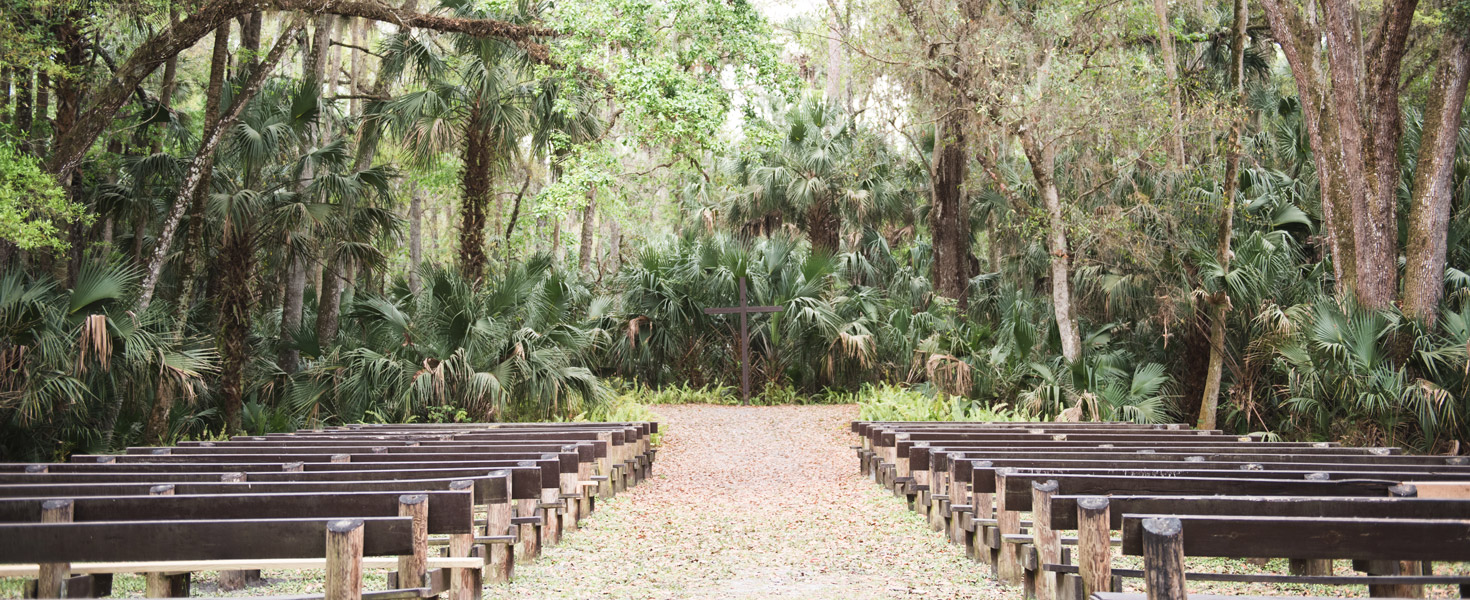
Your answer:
490;404;1008;600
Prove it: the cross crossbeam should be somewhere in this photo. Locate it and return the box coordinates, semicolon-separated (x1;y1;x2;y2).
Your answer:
702;277;782;405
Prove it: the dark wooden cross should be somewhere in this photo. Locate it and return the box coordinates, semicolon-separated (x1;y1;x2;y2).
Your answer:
703;277;782;405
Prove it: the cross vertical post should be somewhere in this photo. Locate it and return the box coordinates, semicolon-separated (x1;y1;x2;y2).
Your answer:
703;276;783;405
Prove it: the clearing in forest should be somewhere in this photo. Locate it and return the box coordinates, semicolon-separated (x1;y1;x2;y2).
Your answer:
492;404;1008;599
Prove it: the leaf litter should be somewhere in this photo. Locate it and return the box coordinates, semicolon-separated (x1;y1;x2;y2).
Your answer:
489;404;1010;600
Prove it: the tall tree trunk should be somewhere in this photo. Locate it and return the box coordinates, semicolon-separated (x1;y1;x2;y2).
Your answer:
240;11;263;72
350;18;366;118
132;205;148;265
1;68;10;126
578;187;596;273
217;219;255;435
807;196;841;254
172;22;232;322
326;16;346;111
552;215;564;262
1403;27;1470;325
608;217;621;274
1323;1;1392;309
139;18;304;311
314;17;349;346
409;187;423;294
143;378;173;445
315;1;407;343
149;5;181;155
1198;0;1249;431
1151;0;1185;167
34;71;48;144
1020;129;1081;361
14;69;32;152
278;250;308;372
51;12;85;150
460;104;491;281
278;16;333;375
307;16;333;88
824;3;843;102
930;115;971;308
1260;0;1352;290
986;212;1001;273
1259;0;1417;308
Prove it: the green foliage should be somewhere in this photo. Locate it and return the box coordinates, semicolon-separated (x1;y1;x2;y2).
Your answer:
0;262;217;459
0;140;89;251
551;0;795;154
577;388;664;444
855;383;1028;422
289;259;607;425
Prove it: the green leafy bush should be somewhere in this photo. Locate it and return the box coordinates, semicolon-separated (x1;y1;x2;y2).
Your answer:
0;140;89;252
856;383;1029;422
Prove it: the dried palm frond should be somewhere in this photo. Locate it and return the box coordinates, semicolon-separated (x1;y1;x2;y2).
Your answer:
76;314;111;373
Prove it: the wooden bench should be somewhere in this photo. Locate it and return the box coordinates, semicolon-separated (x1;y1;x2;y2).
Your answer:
1;420;657;596
1036;491;1470;600
851;420;1470;600
1110;513;1470;600
0;510;457;600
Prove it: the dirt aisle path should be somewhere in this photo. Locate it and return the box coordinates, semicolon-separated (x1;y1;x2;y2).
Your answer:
489;404;1007;599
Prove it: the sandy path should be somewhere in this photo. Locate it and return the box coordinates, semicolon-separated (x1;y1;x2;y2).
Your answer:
488;404;1008;599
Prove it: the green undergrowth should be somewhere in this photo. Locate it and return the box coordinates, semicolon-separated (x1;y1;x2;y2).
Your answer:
853;382;1030;422
576;388;666;445
611;379;849;407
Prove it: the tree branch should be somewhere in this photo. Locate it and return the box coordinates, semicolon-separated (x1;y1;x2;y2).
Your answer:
330;40;385;59
48;0;562;181
138;16;309;311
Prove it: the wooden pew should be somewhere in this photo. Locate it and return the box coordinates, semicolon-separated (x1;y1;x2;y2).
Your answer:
0;514;466;600
0;420;657;597
1112;514;1470;600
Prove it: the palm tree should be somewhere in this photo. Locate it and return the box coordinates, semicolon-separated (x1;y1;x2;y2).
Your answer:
211;77;397;433
725;96;875;254
296;261;605;423
384;0;554;282
0;262;215;458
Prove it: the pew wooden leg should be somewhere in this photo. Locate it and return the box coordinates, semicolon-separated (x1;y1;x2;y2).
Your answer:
1058;574;1082;600
1032;481;1060;600
1289;559;1332;576
497;544;516;582
484;499;513;582
93;573;114;597
325;519;365;600
39;499;73;600
398;494;429;588
216;570;247;592
1076;497;1112;600
1366;560;1426;598
144;573;190;598
995;473;1023;584
974;492;995;566
448;533;479;600
1140;517;1185;600
949;506;967;546
1023;549;1038;600
515;499;539;561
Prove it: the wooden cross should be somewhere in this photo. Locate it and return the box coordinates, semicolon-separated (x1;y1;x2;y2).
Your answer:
703;277;782;405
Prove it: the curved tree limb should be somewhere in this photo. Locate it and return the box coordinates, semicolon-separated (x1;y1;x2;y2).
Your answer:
47;0;559;181
137;16;308;312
